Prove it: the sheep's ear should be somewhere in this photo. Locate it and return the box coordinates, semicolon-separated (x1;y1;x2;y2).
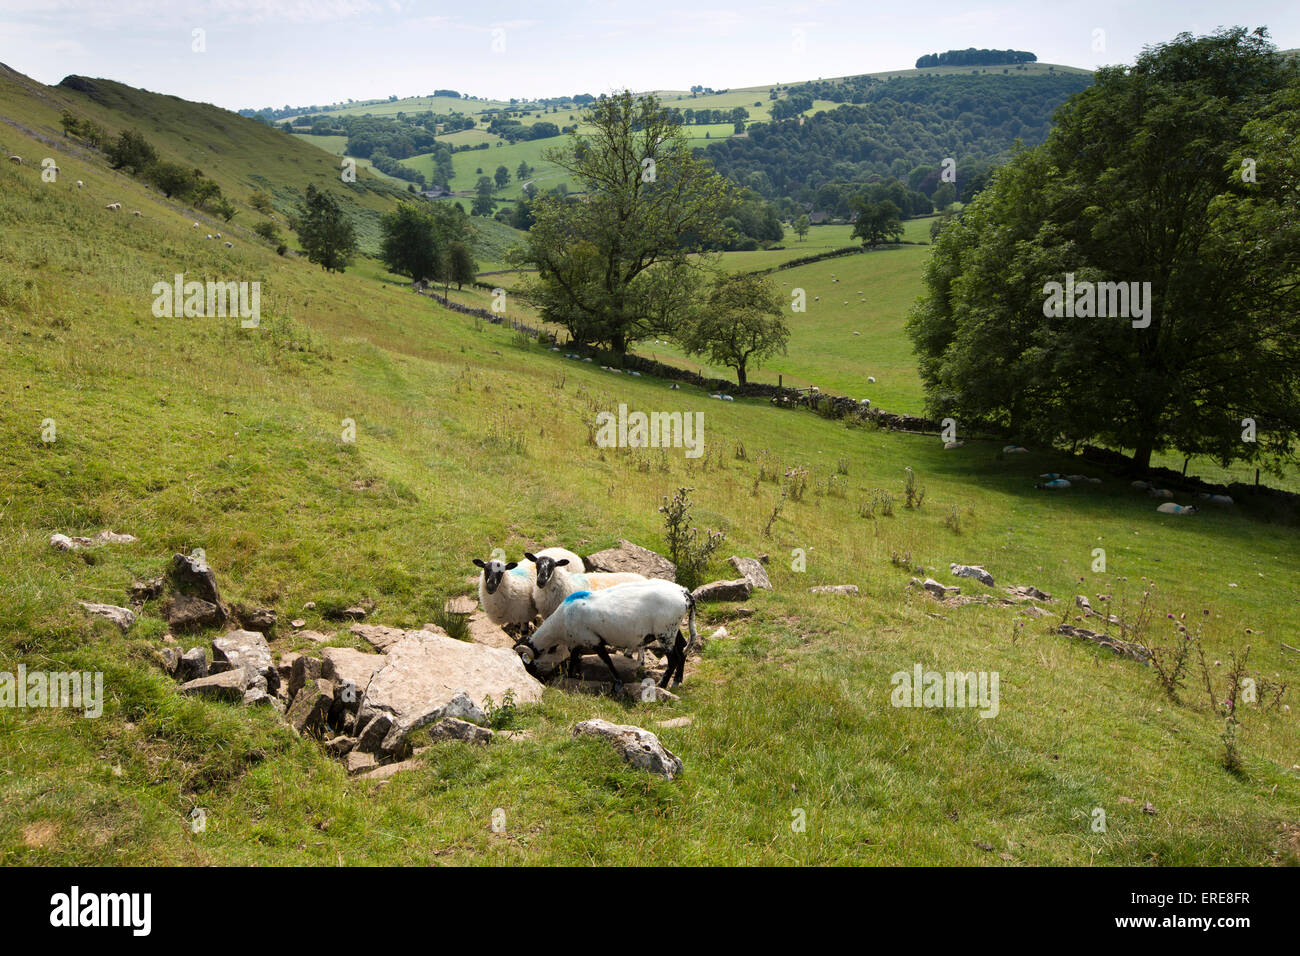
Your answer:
524;552;538;562
556;558;569;567
472;558;487;569
505;562;518;570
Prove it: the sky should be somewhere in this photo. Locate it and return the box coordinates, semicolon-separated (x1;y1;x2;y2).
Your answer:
2;0;1298;112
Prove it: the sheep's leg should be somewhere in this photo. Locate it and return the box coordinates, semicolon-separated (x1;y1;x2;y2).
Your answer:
659;632;687;688
593;640;624;696
565;646;586;679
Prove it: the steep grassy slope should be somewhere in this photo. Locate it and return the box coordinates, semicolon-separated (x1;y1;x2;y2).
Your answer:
0;64;410;253
2;96;1298;867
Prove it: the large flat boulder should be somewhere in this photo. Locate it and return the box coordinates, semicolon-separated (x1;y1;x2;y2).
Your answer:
584;540;676;580
321;646;384;712
359;630;543;757
466;610;514;649
212;630;278;693
349;623;407;653
728;556;773;591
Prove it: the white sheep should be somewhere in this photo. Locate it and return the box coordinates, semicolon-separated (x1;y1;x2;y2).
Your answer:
472;555;537;635
1147;488;1174;500
225;241;233;248
867;376;876;383
1035;478;1072;489
526;549;644;620
944;440;964;449
76;181;84;188
1003;445;1027;453
1156;502;1198;515
518;578;698;690
1196;493;1234;505
1131;480;1150;490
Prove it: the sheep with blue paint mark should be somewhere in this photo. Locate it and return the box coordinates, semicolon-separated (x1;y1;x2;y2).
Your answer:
1156;502;1198;515
518;579;698;691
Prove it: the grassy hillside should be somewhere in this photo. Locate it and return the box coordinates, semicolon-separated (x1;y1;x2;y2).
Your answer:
2;71;1297;867
0;64;412;254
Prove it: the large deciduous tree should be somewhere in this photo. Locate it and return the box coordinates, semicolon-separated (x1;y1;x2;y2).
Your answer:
379;200;471;283
908;27;1300;474
296;184;357;273
522;91;733;355
683;272;788;385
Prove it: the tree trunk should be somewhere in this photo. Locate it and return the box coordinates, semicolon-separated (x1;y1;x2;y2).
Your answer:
1130;438;1154;475
736;364;748;386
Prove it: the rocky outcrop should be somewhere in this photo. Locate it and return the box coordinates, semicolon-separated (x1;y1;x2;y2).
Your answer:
179;670;248;702
950;564;995;587
172;552;222;607
165;594;223;631
349;623;407;653
357;629;543;757
212;630;279;694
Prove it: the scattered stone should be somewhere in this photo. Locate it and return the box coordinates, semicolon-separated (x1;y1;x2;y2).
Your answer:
444;595;477;615
728;556;773;591
303;601;317;611
918;578;960;600
584;539;676;580
78;601;135;632
360;630;543;757
345;751;378;776
177;647;208;682
287;678;335;736
809;585;859;596
128;577;165;603
429;717;494;745
572;719;682;779
172;551;222;606
212;630;279;693
497;729;534;742
655;716;693;729
1057;624;1150;662
732;607;755;618
950;564;995;587
350;623;407;653
179;670;247;702
692;579;754;603
291;619;306;629
234;605;277;633
297;629;332;643
325;604;369;622
1005;585;1053;602
51;530;137;551
165;593;223;631
358;756;421;784
1024;605;1055;618
289;656;324;701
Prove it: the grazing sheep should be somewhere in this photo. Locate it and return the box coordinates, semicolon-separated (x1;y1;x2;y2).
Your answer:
215;232;221;238
7;155;20;164
1196;493;1234;505
132;210;141;217
225;241;233;248
1131;480;1150;490
1003;445;1028;453
518;579;698;690
1147;488;1174;500
1156;502;1198;515
1035;479;1072;489
944;440;965;450
105;202;121;211
206;235;213;240
526;549;644;620
867;376;876;384
76;180;83;188
193;222;200;227
472;556;537;635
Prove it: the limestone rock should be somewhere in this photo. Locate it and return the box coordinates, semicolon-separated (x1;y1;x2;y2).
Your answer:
466;611;514;649
289;656;323;702
165;593;223;631
234;605;277;633
78;601;135;632
360;630;543;757
444;595;477;615
584;540;676;580
809;584;859;596
157;647;181;675
692;579;753;603
950;564;995;587
728;556;773;591
325;735;357;756
345;751;378;775
177;647;208;682
1005;585;1052;602
172;552;222;606
179;670;247;702
919;578;960;600
572;719;682;779
349;623;407;653
429;717;494;745
212;630;279;693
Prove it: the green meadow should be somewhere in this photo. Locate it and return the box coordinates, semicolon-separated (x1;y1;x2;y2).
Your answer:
2;65;1298;867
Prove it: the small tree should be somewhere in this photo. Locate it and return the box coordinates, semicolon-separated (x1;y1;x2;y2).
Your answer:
684;272;789;385
144;161;198;199
472;176;496;216
447;241;477;289
852;199;903;248
106;129;157;174
59;109;80;138
296;183;357;272
793;213;810;240
249;191;274;214
494;165;510;189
